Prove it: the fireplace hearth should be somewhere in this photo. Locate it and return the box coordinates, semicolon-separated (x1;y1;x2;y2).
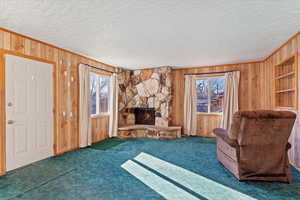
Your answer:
134;108;155;125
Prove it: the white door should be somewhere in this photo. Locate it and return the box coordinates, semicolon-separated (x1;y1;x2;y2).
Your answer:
5;54;53;171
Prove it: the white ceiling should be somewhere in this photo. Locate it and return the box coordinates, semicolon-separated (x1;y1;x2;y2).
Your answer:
0;0;300;69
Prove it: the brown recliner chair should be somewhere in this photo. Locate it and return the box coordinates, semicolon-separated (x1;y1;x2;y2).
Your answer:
213;110;296;183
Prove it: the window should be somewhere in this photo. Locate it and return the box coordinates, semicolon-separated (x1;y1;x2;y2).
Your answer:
196;77;225;114
90;73;110;115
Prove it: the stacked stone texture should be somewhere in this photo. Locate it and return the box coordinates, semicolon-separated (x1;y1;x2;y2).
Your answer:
118;66;172;127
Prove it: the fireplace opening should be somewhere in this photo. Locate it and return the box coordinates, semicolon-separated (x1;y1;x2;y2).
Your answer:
134;108;155;125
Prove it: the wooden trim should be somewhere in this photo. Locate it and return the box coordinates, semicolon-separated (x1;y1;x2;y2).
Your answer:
192;73;225;79
90;69;112;77
275;88;296;93
0;49;55;65
85;63;115;74
53;62;58;155
174;61;262;71
91;114;110;119
0;53;6;175
1;26;297;72
174;32;300;71
0;52;57;173
54;147;79;156
265;31;300;62
0;27;117;71
274;72;295;80
275;107;298;111
196;113;223;116
274;53;297;67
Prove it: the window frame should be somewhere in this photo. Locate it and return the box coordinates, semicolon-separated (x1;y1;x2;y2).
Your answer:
195;75;225;116
90;71;111;117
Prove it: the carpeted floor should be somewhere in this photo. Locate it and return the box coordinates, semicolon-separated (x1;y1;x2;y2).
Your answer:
90;138;126;150
0;137;299;200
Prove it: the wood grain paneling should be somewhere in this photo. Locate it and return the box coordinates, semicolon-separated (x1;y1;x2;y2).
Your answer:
92;115;110;143
265;33;300;109
171;62;269;137
171;32;300;137
0;26;299;173
0;27;117;174
196;114;222;137
273;54;298;110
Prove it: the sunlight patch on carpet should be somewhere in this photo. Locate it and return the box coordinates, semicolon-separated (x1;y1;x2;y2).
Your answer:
121;160;199;200
134;152;257;200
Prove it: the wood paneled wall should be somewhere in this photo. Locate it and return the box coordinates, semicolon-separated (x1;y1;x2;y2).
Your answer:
171;61;271;137
92;115;110;143
0;26;299;172
196;114;222;137
171;31;300;137
264;33;300;108
0;28;116;174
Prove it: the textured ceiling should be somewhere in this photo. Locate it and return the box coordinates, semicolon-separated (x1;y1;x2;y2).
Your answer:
0;0;300;69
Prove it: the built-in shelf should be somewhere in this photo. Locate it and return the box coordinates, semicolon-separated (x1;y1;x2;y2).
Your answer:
275;88;295;94
273;54;298;109
275;72;295;80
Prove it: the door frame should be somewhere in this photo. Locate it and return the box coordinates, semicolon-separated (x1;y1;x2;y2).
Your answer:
0;49;57;175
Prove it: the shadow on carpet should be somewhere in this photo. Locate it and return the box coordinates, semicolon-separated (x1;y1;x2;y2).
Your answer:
90;138;126;150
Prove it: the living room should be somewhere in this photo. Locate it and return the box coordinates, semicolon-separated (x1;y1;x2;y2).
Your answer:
0;1;300;200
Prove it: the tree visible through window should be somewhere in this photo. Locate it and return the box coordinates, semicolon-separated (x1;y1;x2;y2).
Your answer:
196;77;225;113
90;73;110;115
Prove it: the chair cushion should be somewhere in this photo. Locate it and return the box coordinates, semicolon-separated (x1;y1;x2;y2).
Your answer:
236;110;296;119
213;128;238;147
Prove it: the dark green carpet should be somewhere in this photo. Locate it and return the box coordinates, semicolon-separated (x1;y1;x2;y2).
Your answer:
0;137;299;200
90;138;126;150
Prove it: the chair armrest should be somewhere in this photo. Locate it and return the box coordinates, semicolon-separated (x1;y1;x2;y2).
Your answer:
213;128;238;147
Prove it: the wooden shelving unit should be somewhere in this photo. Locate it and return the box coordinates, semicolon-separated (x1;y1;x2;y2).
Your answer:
273;54;298;110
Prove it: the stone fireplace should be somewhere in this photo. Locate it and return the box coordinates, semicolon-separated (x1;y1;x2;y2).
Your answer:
117;66;181;139
118;66;172;127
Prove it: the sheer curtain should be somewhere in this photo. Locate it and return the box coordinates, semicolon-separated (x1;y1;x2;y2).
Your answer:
289;65;300;168
289;115;300;168
221;71;240;130
79;64;92;148
184;75;197;136
109;73;119;137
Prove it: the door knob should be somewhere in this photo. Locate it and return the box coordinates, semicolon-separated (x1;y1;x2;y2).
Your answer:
7;120;14;124
7;102;13;107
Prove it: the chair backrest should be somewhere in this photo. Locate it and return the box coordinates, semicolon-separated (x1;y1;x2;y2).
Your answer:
230;110;296;146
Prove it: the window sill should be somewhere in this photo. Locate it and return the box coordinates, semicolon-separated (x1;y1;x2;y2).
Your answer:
196;113;223;116
91;113;110;118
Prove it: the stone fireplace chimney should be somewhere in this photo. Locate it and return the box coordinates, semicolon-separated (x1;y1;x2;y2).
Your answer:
118;67;172;127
